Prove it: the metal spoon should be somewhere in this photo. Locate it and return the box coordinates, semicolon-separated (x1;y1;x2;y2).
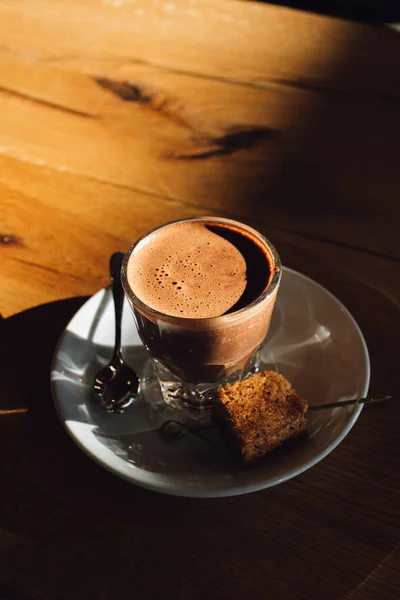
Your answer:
93;252;139;412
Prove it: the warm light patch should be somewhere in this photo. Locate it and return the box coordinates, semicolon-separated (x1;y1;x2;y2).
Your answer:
0;408;28;415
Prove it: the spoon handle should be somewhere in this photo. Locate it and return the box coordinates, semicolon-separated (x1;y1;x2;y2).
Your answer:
110;252;125;357
308;395;391;411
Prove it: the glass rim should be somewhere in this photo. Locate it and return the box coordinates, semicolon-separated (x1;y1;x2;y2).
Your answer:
121;216;282;325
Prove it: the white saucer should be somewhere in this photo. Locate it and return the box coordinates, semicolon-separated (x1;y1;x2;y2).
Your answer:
51;267;370;497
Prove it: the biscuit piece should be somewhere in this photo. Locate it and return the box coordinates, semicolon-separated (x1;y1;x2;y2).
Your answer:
214;371;308;464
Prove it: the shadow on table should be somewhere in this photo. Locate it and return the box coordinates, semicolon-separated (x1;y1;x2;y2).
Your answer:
0;295;398;600
212;23;400;262
0;297;89;417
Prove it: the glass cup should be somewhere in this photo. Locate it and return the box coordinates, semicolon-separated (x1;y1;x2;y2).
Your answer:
121;217;281;410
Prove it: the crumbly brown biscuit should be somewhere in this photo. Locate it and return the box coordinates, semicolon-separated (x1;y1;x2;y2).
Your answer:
214;371;308;464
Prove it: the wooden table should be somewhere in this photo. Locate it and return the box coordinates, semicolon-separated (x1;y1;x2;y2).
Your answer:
1;1;399;599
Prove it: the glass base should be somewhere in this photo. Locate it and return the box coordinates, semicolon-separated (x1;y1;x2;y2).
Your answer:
141;351;262;413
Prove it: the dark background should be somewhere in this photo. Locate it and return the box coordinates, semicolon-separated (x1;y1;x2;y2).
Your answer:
259;0;400;23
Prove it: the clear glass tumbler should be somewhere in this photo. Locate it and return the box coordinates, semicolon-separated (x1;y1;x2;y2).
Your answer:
121;217;281;410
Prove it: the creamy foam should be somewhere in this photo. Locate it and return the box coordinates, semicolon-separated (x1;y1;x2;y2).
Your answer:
127;221;248;318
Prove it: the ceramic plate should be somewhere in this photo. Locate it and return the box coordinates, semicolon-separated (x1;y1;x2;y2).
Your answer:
51;267;370;497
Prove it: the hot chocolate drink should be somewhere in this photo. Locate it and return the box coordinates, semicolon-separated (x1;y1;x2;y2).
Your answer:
122;217;281;388
127;220;272;319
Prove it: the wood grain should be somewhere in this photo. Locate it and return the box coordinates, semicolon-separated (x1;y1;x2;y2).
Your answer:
1;0;399;96
2;153;399;318
0;2;399;600
0;4;399;264
0;154;212;316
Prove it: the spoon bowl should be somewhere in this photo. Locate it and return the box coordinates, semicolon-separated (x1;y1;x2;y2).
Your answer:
94;356;139;413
